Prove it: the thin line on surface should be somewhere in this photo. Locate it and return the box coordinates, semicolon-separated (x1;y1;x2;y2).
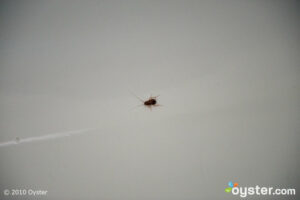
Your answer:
0;128;97;148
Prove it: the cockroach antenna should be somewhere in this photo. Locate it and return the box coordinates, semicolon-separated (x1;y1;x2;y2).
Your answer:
129;91;144;103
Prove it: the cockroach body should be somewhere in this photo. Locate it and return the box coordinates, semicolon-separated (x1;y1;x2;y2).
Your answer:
144;98;157;106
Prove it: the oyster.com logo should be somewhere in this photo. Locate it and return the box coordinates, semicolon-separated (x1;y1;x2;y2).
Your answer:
224;181;296;198
225;181;238;193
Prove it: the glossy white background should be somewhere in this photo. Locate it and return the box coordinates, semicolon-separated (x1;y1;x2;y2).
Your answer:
0;0;299;199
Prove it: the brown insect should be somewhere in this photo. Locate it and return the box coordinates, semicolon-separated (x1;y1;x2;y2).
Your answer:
131;92;161;110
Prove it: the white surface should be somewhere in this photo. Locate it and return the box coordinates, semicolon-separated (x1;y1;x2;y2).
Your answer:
0;0;299;199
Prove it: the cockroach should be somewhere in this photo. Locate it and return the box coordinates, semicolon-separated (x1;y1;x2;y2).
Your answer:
144;97;157;106
131;92;161;110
